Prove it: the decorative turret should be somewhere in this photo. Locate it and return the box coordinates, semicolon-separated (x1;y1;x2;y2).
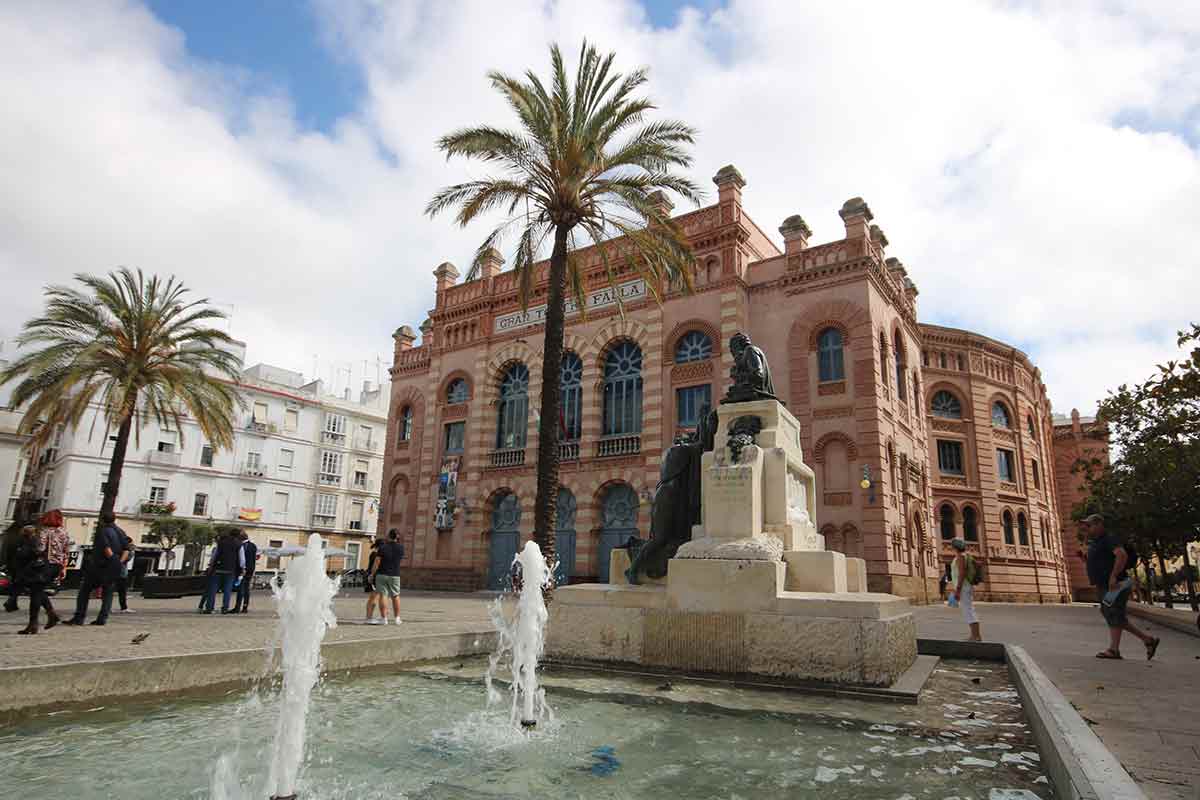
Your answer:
477;248;504;280
838;196;873;240
779;215;812;254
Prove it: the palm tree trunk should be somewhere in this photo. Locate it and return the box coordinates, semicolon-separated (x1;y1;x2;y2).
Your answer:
532;224;569;581
1155;540;1172;608
99;409;134;520
1182;542;1198;612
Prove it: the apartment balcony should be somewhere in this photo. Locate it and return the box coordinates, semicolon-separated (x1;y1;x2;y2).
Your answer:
350;477;378;494
351;437;379;454
596;434;641;459
312;514;336;529
147;450;181;467
559;440;580;461
246;420;277;436
348;520;364;531
321;430;347;445
488;448;525;469
317;473;341;487
241;462;268;478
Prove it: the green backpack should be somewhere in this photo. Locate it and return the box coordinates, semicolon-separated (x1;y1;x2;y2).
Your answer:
965;555;985;586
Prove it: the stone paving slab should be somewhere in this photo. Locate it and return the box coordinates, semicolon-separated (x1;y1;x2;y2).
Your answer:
916;602;1200;800
0;589;495;669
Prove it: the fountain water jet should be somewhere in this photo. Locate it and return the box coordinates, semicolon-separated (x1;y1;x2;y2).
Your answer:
266;533;338;800
484;540;552;729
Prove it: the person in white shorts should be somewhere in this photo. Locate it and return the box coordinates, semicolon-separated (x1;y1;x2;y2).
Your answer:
948;538;982;642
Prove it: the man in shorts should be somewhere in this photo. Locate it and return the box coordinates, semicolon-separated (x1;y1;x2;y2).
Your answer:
369;528;405;625
1085;514;1159;660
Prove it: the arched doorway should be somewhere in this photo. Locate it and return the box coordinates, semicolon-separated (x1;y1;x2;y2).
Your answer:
487;491;521;590
598;483;638;582
554;488;577;585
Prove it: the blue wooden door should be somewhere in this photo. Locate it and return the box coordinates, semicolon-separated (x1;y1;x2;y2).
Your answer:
554;488;577;586
488;492;521;590
599;484;639;582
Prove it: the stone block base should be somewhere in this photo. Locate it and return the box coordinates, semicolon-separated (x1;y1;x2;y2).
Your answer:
547;581;917;687
783;550;847;593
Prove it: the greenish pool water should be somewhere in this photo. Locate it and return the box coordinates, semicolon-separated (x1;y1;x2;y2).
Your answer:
3;664;1052;799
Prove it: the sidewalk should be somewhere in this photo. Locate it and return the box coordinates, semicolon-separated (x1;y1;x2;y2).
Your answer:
0;588;494;669
917;602;1200;800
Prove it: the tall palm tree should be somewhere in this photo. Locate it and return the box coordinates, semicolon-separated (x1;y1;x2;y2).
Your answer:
1;268;243;518
427;42;702;569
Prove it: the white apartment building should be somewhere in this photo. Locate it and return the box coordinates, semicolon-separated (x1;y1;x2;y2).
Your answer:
1;347;31;525
19;345;388;572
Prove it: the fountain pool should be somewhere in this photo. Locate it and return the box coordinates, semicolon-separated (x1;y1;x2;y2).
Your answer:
3;658;1052;799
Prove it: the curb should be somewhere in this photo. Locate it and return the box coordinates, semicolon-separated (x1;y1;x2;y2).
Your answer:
1127;602;1200;639
0;629;497;716
1005;644;1145;800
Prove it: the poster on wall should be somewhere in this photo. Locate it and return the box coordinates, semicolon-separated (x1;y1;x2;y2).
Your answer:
435;457;460;530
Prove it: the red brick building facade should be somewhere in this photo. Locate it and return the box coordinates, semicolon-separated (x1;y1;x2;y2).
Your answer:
381;165;1082;602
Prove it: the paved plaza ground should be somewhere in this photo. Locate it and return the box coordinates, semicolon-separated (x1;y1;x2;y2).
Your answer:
3;591;1197;798
920;601;1200;800
0;588;495;669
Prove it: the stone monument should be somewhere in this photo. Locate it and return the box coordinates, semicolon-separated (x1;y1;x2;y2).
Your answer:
546;332;917;687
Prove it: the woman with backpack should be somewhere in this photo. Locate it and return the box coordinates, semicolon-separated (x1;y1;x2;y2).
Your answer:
948;538;983;642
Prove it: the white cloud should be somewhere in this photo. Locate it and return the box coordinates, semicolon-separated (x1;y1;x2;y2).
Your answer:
1;0;1196;414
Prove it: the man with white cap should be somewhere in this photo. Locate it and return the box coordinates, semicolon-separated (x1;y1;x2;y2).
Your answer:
947;538;982;642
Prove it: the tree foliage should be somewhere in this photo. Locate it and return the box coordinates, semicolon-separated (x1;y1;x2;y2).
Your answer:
0;268;244;517
1075;323;1200;607
427;42;701;567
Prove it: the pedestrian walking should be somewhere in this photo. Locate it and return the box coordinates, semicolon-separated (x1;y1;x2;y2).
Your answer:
1084;514;1160;660
3;518;25;613
938;561;951;600
369;529;405;625
115;530;135;613
200;529;245;614
64;510;123;626
21;511;71;634
13;525;58;634
364;539;383;624
947;539;983;642
234;532;258;613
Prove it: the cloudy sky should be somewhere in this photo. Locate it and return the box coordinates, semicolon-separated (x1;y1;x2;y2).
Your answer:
1;1;1196;414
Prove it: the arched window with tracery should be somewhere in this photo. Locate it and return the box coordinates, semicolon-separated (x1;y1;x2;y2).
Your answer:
1003;510;1015;545
446;378;468;405
560;352;582;442
931;390;962;418
963;506;979;542
674;331;712;364
398;406;413;443
817;328;845;382
1017;512;1029;545
992;401;1011;428
495;364;529;450
603;341;643;436
939;503;956;541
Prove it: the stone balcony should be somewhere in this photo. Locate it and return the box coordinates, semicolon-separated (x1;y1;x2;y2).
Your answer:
596;434;640;459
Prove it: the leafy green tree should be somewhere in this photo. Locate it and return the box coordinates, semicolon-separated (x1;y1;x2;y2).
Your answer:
1;269;243;519
1079;323;1200;609
143;515;192;573
185;523;220;575
427;42;701;565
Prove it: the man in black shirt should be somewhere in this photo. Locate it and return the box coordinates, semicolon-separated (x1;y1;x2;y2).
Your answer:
65;511;123;626
369;529;405;625
234;532;258;613
1084;514;1159;660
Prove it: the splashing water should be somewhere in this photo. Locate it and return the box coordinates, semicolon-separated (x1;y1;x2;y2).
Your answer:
266;533;339;799
484;540;553;728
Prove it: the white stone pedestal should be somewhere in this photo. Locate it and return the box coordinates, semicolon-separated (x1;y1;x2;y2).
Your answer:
546;396;917;688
